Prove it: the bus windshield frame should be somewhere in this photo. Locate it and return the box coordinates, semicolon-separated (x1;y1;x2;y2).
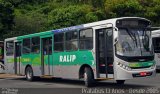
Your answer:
115;19;154;62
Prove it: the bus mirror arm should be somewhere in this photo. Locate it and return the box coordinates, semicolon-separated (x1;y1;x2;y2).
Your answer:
114;27;118;31
113;27;118;46
114;38;118;46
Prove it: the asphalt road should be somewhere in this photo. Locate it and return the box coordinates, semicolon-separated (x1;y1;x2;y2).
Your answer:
0;73;160;94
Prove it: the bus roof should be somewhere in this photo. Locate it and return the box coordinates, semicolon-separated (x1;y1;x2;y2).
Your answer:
5;17;150;40
16;30;52;40
5;37;17;42
52;17;150;33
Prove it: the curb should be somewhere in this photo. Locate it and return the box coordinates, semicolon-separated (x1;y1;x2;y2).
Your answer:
0;73;23;79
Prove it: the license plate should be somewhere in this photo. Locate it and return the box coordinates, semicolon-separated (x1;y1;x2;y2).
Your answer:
140;72;147;76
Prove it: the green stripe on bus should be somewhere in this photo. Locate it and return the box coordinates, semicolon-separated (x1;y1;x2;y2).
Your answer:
20;50;95;66
53;50;95;66
7;58;14;63
129;61;155;67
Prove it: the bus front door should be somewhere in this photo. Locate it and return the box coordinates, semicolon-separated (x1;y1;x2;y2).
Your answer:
96;28;114;78
14;42;21;75
42;37;52;75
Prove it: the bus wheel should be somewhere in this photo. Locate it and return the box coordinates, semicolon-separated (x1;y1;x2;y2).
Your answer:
116;80;125;85
25;67;34;81
84;67;94;87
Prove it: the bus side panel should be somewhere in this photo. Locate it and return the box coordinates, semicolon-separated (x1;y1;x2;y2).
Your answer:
21;54;31;75
5;56;15;74
52;51;95;79
32;66;42;76
53;66;97;79
21;54;42;76
53;66;80;78
31;54;42;76
49;54;54;75
20;61;25;75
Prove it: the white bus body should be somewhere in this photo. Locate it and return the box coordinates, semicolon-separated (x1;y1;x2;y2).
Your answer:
152;29;160;70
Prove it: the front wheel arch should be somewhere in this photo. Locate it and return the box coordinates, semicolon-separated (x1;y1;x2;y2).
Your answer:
79;64;94;79
25;65;32;74
25;65;34;81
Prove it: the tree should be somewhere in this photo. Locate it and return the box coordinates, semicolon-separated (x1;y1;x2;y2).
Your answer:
105;0;143;18
0;0;14;40
48;5;98;29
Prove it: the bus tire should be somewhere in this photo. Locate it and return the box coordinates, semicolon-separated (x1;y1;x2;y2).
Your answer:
25;66;34;81
116;80;125;85
84;67;94;87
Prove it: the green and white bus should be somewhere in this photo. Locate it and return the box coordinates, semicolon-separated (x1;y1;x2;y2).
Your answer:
4;17;156;87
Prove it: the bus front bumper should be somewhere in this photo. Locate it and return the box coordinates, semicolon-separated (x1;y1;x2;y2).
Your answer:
114;66;156;80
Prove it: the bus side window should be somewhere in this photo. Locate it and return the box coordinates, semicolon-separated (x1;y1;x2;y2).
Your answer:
152;37;160;53
31;37;40;54
23;38;31;54
54;33;64;52
48;38;52;54
6;41;14;56
79;29;93;50
43;37;52;55
65;30;78;51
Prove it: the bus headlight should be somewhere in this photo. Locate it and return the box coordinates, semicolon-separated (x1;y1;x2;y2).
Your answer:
125;66;132;71
118;62;132;71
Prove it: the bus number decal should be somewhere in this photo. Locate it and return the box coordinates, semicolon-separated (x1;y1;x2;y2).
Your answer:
59;55;76;62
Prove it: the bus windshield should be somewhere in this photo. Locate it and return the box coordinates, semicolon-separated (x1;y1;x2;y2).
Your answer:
116;28;153;57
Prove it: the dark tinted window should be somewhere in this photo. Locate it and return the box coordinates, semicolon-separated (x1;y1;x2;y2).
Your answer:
23;38;31;54
152;37;160;53
31;37;40;53
79;29;93;50
43;37;52;55
65;31;78;51
6;41;14;56
15;42;21;57
54;33;64;52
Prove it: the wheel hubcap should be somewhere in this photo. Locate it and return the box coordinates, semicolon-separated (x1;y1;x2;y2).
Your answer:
84;73;87;81
27;70;32;79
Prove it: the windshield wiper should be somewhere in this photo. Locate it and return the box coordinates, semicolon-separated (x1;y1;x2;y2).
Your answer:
126;29;138;47
142;30;149;51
